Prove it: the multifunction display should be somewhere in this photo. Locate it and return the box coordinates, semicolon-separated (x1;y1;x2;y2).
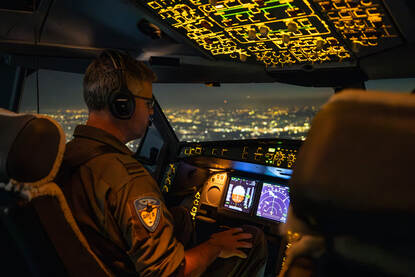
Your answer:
220;175;291;224
256;182;290;223
223;176;256;213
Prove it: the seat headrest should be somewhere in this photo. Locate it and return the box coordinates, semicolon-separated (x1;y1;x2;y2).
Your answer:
290;90;415;237
0;109;65;185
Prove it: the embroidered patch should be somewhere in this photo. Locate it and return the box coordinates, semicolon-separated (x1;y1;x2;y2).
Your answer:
133;197;161;233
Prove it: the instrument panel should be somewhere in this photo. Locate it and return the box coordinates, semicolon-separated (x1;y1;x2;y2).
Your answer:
199;172;291;230
140;0;402;67
160;138;301;233
179;138;302;169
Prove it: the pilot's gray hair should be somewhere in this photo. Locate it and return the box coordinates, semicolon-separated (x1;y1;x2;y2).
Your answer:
83;50;156;111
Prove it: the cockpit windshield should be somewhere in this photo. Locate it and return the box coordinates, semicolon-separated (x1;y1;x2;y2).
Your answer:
154;83;332;142
18;69;415;146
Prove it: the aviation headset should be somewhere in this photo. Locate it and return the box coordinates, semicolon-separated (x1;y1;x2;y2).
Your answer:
101;50;136;120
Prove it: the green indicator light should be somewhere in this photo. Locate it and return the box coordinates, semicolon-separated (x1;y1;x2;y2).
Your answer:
265;0;284;4
270;29;290;34
277;142;283;144
260;3;289;12
268;147;276;153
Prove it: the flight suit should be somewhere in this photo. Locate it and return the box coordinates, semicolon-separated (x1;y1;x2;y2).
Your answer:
57;125;268;277
57;125;184;276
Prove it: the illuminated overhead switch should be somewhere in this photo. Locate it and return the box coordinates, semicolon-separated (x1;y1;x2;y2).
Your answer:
248;27;256;40
283;34;290;44
287;22;298;33
259;26;268;36
361;0;372;6
239;53;247;62
315;39;325;51
352;41;361;53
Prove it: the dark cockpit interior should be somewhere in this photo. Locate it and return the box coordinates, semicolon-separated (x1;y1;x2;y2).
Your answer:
1;0;415;277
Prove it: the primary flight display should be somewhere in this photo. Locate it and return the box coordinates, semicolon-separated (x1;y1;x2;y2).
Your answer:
223;176;257;213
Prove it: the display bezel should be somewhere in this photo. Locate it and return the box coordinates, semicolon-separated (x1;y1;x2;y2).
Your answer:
217;172;291;224
254;181;290;224
221;175;259;215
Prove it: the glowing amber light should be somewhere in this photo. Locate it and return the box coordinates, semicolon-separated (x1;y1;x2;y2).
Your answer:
144;0;396;66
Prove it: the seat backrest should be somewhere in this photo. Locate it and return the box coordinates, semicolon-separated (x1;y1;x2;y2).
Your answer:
285;90;415;277
0;108;113;277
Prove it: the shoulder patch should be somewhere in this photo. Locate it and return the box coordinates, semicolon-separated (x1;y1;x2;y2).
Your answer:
133;197;161;232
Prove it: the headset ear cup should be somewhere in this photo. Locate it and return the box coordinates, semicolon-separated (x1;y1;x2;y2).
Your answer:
109;92;135;119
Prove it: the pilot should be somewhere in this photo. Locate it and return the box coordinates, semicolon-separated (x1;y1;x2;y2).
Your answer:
57;50;267;276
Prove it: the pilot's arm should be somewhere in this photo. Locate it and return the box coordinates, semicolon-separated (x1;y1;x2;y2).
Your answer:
179;228;253;276
112;170;253;277
111;172;185;276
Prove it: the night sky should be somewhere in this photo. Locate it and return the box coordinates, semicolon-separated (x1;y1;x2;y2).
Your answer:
20;69;415;112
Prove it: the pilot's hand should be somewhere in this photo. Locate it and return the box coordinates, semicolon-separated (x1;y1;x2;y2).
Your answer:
208;227;253;259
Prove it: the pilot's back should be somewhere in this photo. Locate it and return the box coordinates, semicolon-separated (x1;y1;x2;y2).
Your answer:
57;124;179;276
57;125;137;275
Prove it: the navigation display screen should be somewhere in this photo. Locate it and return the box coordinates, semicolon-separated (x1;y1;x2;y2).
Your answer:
223;176;257;213
256;182;290;223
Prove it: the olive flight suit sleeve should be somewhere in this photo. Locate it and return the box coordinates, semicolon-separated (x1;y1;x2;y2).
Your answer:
109;164;185;277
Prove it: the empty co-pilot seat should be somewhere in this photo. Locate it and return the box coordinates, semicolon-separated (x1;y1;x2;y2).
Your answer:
280;90;415;277
0;109;112;277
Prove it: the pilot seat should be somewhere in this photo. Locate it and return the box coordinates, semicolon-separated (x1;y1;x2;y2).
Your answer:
279;90;415;277
0;109;113;276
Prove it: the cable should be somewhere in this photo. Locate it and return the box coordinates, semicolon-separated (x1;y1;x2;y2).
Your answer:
36;70;40;114
38;0;54;42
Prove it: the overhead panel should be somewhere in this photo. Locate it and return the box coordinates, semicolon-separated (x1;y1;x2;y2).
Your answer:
142;0;401;68
312;0;403;57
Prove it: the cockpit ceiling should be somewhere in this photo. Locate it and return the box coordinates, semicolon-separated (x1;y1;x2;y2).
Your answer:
139;0;402;68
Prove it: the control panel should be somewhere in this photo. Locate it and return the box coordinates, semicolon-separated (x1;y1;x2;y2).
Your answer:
198;172;291;230
140;0;401;67
179;138;302;169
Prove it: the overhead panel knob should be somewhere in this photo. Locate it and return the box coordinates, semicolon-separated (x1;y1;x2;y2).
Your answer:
239;53;248;62
283;34;290;44
287;22;298;33
259;26;269;36
315;39;325;51
248;27;256;40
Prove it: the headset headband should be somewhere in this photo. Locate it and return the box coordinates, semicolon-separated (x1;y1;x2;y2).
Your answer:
102;50;136;120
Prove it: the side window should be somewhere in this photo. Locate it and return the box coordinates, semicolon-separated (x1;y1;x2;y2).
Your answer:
134;124;164;174
365;78;415;93
20;70;87;142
